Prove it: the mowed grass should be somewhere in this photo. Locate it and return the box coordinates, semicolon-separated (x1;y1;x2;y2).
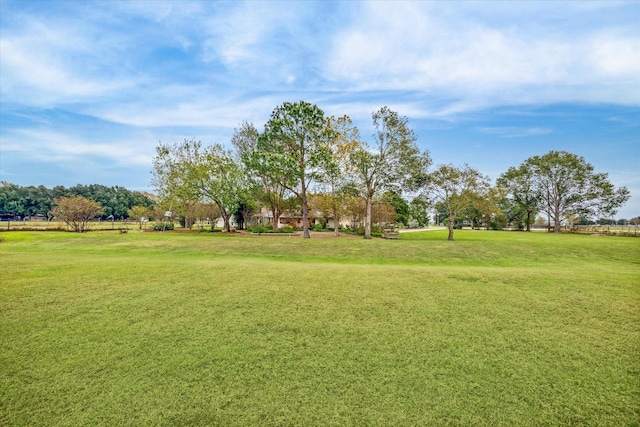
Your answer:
0;230;638;426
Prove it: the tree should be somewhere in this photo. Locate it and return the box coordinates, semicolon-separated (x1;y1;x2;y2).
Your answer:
425;164;490;240
382;190;410;226
496;165;539;231
152;139;204;229
408;195;431;227
256;101;333;238
232;121;287;232
350;107;430;239
524;151;630;233
198;145;250;232
128;205;153;230
322;115;361;235
52;196;103;232
152;139;250;232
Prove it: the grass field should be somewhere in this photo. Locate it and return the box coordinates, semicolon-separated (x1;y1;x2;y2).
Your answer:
1;230;638;426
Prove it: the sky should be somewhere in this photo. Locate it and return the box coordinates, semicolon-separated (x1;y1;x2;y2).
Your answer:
1;0;639;218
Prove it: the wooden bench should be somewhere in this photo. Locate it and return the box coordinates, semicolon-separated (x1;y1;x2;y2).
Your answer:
383;229;399;239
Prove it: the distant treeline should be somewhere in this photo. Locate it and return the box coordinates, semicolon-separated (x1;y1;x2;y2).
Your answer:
0;182;155;220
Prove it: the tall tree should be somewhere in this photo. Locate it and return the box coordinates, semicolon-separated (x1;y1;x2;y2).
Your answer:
524;151;630;233
382;190;410;226
496;165;539;231
350;107;430;239
256;101;333;238
322;115;361;236
409;194;431;227
152;139;249;232
152;139;203;228
426;164;491;240
232;121;287;232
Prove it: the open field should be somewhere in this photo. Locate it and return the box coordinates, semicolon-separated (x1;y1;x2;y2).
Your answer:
1;230;638;426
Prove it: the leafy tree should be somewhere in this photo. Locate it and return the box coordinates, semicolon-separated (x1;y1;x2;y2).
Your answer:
425;164;491;240
0;182;154;220
152;139;250;232
460;187;503;230
308;193;333;228
152;139;204;229
256;101;333;238
409;194;431;227
322;115;361;235
198;145;250;232
232;121;288;232
52;196;103;232
127;205;153;229
350;107;430;239
496;165;539;231
0;182;22;217
524;151;630;233
372;201;397;229
382;190;409;226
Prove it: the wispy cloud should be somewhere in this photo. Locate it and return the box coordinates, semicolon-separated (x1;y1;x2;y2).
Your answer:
324;1;640;111
477;127;553;138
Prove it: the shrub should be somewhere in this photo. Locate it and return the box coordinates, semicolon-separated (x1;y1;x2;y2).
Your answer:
248;225;271;234
312;223;325;232
153;223;174;231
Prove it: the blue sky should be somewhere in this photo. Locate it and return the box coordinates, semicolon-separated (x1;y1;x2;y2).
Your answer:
1;0;639;218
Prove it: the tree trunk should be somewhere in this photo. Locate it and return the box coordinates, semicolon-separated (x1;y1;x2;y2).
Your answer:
333;205;339;237
301;188;310;239
525;210;532;232
553;199;561;233
364;196;372;239
448;217;455;240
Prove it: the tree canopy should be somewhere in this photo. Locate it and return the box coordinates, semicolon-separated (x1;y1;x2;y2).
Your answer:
425;164;491;240
523;151;630;233
255;101;333;238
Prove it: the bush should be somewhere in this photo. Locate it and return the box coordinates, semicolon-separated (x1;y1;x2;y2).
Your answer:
153;223;174;231
248;225;272;234
312;223;325;232
248;225;297;234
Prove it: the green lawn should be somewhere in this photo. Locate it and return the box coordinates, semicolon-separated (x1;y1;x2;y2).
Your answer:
1;230;638;426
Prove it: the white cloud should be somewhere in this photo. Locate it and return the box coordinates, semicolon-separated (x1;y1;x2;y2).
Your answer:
2;129;152;167
477;127;553;138
324;2;640;112
0;18;136;105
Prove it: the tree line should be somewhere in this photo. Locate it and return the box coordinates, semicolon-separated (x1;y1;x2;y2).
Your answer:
0;182;155;221
152;101;631;240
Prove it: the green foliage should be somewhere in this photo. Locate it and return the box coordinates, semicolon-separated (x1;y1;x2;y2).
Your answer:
153;223;174;231
152;139;250;232
0;182;155;220
256;101;333;238
522;150;630;233
382;191;409;225
350;107;431;239
312;223;325;232
409;194;431;226
425;164;491;240
248;225;295;234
